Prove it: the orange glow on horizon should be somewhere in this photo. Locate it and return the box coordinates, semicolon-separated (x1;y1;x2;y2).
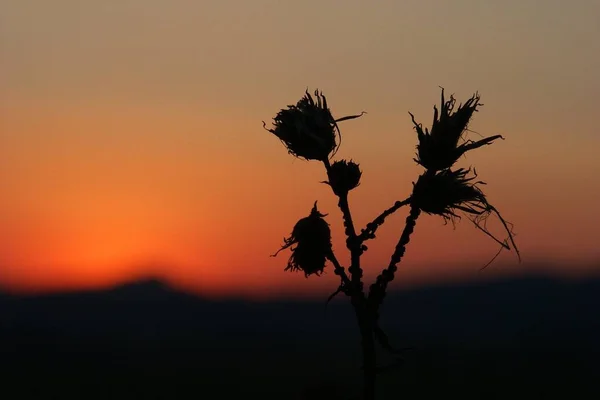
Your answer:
1;99;599;298
2;1;599;298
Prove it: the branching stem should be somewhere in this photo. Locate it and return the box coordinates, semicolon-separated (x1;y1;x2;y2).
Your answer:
369;203;421;310
326;250;352;287
358;197;412;243
323;159;364;294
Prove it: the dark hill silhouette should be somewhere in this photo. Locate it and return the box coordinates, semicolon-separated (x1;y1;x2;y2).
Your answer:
1;274;599;399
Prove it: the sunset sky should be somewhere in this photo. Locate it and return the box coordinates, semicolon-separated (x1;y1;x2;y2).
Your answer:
1;0;599;299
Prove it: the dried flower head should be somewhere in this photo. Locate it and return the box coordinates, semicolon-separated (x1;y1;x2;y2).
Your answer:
271;201;333;277
409;88;504;171
412;168;520;262
263;89;365;162
412;168;487;220
323;159;362;196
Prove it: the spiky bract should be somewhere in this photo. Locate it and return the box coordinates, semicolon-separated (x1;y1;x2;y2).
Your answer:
409;88;503;171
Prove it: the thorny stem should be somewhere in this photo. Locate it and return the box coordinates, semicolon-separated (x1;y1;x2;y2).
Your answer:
323;159;364;295
369;203;421;311
368;169;434;314
358;197;412;243
326;250;352;288
323;159;375;399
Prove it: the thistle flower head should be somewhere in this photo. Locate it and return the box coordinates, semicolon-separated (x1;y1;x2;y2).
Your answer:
412;168;488;221
409;88;504;171
272;201;333;277
323;159;362;196
412;168;521;263
263;89;365;162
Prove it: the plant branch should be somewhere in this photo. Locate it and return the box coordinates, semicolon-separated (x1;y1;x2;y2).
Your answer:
324;251;355;306
358;197;412;243
354;304;377;400
326;250;352;288
369;202;421;310
323;159;365;294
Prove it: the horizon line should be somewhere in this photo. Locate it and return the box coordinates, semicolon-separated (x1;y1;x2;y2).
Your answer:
1;264;599;301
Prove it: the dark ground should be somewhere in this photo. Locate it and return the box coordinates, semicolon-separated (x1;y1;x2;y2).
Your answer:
1;275;599;399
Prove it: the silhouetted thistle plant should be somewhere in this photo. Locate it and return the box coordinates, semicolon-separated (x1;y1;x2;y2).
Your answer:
263;87;521;400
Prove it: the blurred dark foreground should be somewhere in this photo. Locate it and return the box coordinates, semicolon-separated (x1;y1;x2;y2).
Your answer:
1;275;599;399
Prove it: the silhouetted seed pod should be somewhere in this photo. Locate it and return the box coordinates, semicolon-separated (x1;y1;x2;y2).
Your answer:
263;89;365;162
324;159;362;196
272;202;333;277
409;88;504;171
412;168;489;222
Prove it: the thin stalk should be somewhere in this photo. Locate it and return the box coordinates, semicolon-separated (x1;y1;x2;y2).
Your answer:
358;197;412;243
369;203;421;310
323;159;364;294
323;159;374;399
326;251;352;288
357;313;377;400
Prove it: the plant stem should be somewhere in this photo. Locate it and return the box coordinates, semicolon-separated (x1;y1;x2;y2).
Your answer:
323;159;364;294
339;194;364;292
358;197;412;243
369;203;421;310
327;251;352;288
355;306;376;400
323;159;376;399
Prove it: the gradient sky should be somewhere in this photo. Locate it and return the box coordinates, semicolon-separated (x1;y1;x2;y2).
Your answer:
1;0;599;298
